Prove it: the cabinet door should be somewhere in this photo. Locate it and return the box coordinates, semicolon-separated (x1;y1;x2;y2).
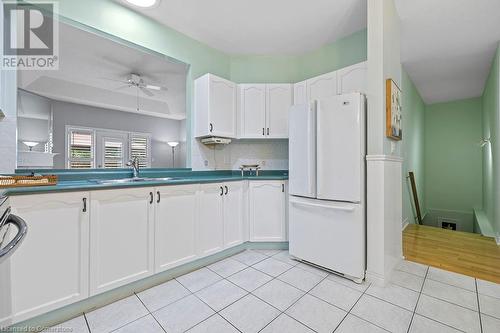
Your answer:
293;80;307;105
223;182;244;248
249;181;286;242
90;188;154;295
209;75;236;138
155;185;198;272
266;84;292;138
4;192;89;325
337;62;367;95
307;71;338;101
197;183;224;257
238;84;266;138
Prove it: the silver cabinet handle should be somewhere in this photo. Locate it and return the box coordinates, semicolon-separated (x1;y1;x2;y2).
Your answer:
220;186;224;196
225;186;228;195
209;123;214;132
0;214;28;264
267;128;270;136
157;191;161;203
82;198;87;212
262;128;265;136
149;192;154;204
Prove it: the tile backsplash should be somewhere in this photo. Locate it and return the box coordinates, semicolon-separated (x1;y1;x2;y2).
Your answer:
191;138;288;171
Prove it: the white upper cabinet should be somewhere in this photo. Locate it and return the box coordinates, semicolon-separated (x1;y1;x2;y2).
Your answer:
197;183;225;257
307;70;338;101
4;192;90;325
238;84;267;138
266;84;292;138
155;184;198;273
337;61;367;95
195;74;237;138
223;181;244;248
293;80;307;105
237;84;292;139
89;188;154;295
249;181;287;242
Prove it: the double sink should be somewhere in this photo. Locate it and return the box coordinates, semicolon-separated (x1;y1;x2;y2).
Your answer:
94;177;175;184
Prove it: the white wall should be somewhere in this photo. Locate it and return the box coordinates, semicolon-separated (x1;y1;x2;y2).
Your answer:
366;0;404;286
191;139;288;171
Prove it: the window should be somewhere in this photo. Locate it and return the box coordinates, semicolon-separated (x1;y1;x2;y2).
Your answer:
67;129;94;168
103;139;124;168
129;135;151;168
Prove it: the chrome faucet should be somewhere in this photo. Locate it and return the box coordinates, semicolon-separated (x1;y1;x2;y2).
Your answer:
127;157;140;179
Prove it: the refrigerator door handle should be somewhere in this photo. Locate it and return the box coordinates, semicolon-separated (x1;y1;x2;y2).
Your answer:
291;200;355;212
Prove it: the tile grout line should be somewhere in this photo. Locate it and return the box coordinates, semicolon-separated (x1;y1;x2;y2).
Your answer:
331;281;370;333
132;293;168;333
405;265;429;333
475;279;483;333
83;313;92;333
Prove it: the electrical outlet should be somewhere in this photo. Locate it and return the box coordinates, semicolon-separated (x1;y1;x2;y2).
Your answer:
261;160;266;166
204;160;209;167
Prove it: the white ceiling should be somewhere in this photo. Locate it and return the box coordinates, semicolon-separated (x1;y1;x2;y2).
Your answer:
396;0;500;104
121;0;367;55
19;22;188;120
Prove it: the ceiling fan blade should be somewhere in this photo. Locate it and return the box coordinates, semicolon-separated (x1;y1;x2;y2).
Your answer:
139;86;154;97
99;77;129;84
145;84;168;91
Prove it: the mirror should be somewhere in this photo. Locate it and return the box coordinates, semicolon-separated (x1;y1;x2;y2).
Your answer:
16;19;188;170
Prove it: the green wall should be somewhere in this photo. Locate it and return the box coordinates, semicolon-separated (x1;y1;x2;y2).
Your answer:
402;70;426;224
229;29;367;83
481;43;500;238
424;98;483;216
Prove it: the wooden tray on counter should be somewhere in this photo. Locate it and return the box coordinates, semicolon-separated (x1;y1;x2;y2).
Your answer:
0;175;58;188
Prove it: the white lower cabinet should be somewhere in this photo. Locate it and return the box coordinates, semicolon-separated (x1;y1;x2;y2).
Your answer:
89;188;154;295
2;192;89;326
197;183;225;257
223;181;244;248
249;181;287;242
154;184;198;272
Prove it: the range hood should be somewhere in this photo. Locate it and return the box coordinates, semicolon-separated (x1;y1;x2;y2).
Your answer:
201;137;232;145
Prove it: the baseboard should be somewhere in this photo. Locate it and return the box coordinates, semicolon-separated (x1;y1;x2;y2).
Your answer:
7;241;289;331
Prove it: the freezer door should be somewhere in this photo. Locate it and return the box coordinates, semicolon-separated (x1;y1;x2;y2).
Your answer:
289;103;316;198
317;93;365;202
289;196;365;280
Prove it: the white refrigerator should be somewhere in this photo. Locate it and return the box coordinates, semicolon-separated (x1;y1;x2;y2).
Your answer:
288;92;366;282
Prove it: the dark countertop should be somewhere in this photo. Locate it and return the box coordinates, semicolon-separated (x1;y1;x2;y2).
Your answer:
1;169;288;196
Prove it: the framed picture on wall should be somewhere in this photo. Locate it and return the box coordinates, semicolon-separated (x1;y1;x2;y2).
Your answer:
386;78;402;140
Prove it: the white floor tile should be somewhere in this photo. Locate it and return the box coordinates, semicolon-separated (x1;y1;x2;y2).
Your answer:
479;294;500;319
272;251;300;266
278;266;323;292
186;314;239;333
137;279;190;311
477;279;500;299
253;249;282;257
481;314;500;333
195;279;247;311
153;294;214;333
415;294;481;333
396;260;428;277
253;279;304;311
113;315;164;333
422;278;478;311
409;314;462;333
220;294;280;333
366;283;420;311
253;257;293;277
176;267;222;292
426;267;476;291
43;316;89;333
227;267;273;292
207;258;247;278
86;296;148;333
351;294;412;333
286;294;347;333
335;314;387;333
309;278;363;311
391;270;424;292
232;250;268;266
296;263;329;278
326;273;370;293
261;314;315;333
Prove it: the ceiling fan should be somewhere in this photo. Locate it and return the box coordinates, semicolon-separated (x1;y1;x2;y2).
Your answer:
102;73;168;97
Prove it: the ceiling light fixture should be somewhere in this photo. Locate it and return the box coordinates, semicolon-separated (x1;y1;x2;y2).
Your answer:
123;0;159;8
